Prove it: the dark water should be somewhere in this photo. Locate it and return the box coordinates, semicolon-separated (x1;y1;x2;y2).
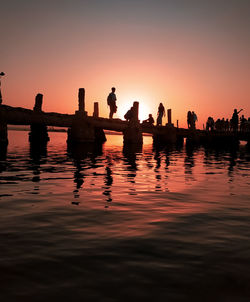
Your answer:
0;130;250;301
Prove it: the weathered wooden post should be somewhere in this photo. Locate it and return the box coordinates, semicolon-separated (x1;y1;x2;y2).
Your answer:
33;93;43;111
177;120;179;128
123;101;143;145
92;101;106;143
153;108;177;144
0;120;8;145
132;101;139;121
93;102;99;117
167;109;172;124
29;93;49;144
78;88;85;113
67;88;96;144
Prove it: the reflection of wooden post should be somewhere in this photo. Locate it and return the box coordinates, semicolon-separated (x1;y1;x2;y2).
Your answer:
33;94;43;112
93;102;99;117
133;101;139;121
0;88;2;105
78;88;85;112
0;122;8;145
167;109;172;124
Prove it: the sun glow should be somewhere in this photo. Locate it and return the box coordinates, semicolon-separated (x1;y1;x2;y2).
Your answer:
117;94;152;122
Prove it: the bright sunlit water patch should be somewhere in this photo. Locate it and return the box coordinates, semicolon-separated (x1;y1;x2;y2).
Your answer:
0;130;250;301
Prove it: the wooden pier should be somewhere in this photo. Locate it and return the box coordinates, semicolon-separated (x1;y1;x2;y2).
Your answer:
0;88;249;147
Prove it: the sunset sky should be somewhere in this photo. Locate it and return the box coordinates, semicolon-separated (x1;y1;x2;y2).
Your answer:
1;0;249;128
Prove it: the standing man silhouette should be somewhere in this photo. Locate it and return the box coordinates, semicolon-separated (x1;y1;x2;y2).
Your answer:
107;87;117;119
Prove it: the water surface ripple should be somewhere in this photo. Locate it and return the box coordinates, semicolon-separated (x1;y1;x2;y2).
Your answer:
0;131;250;301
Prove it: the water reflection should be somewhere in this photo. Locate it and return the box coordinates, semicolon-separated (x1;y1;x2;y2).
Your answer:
0;143;7;161
122;144;141;195
67;142;103;161
68;143;103;200
29;141;48;194
184;145;196;188
103;160;113;203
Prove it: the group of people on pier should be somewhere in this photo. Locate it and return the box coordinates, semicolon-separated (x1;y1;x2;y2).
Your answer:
107;88;249;132
187;111;198;129
206;109;250;132
107;87;166;126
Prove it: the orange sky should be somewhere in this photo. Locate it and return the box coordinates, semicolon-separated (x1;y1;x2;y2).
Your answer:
1;0;249;128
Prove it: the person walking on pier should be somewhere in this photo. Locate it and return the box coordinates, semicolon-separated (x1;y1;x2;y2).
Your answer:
107;87;117;119
156;103;165;126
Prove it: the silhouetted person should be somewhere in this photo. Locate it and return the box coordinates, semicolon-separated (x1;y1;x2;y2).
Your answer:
156;103;165;126
240;115;247;132
142;114;154;126
215;119;221;131
107;87;117;119
225;118;230;131
187;111;192;129
231;108;242;132
247;118;250;132
192;111;197;129
206;117;215;131
124;107;134;122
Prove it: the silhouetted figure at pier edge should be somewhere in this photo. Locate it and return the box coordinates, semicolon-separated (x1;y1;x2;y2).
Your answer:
107;87;117;119
187;111;192;129
192;111;197;129
124;107;134;122
187;111;197;129
231;108;243;132
206;117;215;131
225;118;230;131
240;115;247;132
142;114;154;126
156;103;165;126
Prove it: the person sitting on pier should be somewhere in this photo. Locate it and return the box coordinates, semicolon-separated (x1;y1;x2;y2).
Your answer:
124;107;134;122
156;103;165;126
231;108;243;132
107;87;117;119
142;114;154;126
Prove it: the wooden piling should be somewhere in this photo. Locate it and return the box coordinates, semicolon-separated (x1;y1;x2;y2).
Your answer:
33;93;43;112
167;109;172;124
93;102;99;117
0;122;8;145
133;102;139;121
29;93;49;144
78;88;85;112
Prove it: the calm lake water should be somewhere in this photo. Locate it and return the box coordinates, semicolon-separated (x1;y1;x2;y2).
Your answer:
0;130;250;301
